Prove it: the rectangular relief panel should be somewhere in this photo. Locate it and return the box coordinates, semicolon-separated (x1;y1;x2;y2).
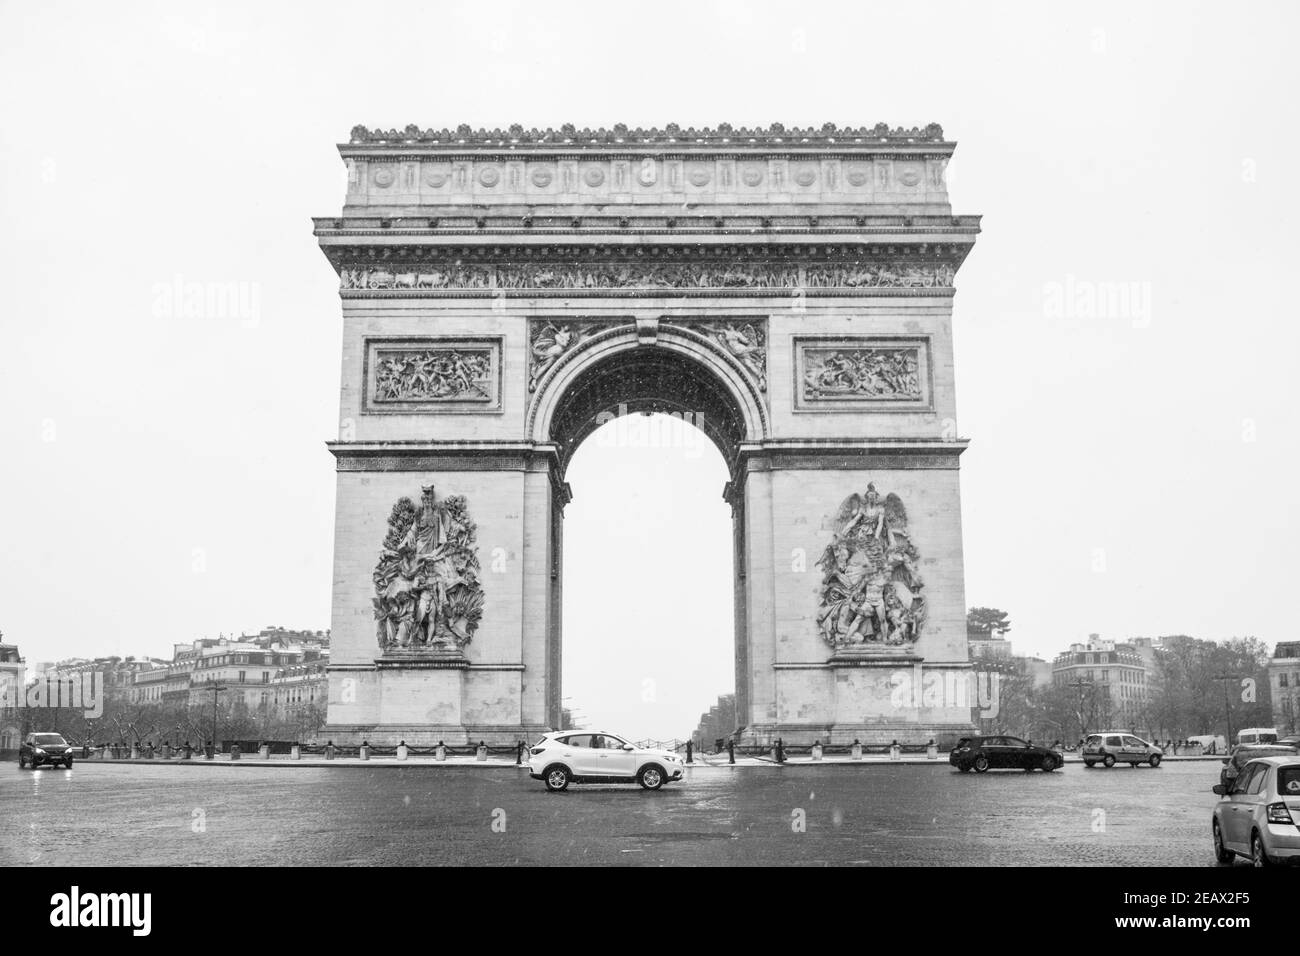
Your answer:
793;336;933;413
363;336;503;414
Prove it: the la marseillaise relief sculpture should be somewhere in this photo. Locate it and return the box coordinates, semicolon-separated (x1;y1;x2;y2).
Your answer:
314;123;981;745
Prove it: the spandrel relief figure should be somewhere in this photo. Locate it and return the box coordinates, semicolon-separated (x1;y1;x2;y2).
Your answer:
373;485;484;653
528;321;613;391
529;323;575;391
816;484;926;648
702;322;767;390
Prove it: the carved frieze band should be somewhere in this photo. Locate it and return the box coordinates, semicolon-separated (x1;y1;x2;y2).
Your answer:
364;338;502;413
341;262;955;294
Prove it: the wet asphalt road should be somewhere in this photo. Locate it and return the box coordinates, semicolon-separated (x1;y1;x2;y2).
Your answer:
1;760;1228;866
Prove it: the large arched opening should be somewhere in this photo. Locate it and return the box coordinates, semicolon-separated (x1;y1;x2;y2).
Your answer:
531;328;765;741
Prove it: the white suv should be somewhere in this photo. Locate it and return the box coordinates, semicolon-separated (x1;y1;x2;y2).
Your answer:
528;731;685;791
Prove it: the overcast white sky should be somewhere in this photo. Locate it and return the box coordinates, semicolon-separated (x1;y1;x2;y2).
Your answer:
2;1;1297;740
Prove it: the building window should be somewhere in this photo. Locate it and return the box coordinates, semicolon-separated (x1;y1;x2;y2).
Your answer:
1283;674;1290;688
262;672;269;683
238;670;246;683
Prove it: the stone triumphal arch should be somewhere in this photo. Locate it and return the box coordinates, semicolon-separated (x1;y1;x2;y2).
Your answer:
315;122;981;746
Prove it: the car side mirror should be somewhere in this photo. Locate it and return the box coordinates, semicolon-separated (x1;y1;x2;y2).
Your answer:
623;744;634;751
1212;784;1226;796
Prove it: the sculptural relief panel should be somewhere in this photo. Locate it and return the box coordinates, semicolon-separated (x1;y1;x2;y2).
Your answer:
363;337;503;413
815;484;926;651
793;336;932;412
373;484;484;655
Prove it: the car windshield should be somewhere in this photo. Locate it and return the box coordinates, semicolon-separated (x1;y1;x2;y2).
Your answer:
34;734;66;745
1278;766;1300;796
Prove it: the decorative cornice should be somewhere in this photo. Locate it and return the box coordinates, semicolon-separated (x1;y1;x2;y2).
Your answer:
314;217;983;239
346;122;947;148
322;242;973;266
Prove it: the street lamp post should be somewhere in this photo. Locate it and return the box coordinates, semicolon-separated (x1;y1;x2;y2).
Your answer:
1068;678;1094;740
209;683;226;758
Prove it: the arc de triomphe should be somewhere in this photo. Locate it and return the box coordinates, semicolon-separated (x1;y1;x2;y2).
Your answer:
315;123;981;746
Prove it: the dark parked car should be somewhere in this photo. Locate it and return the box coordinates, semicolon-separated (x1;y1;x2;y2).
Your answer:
950;735;1061;773
19;732;74;769
1220;743;1298;789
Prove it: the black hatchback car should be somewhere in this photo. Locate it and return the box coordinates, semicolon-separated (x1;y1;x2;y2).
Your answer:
19;732;74;769
950;735;1062;773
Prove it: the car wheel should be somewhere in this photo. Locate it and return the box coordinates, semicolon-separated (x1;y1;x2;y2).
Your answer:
1102;754;1116;768
637;764;665;790
1251;832;1271;867
1213;821;1234;864
18;753;26;769
543;765;570;792
1041;755;1058;772
1148;754;1161;768
973;755;990;773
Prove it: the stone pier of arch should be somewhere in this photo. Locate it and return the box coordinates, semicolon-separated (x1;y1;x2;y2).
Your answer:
315;123;981;747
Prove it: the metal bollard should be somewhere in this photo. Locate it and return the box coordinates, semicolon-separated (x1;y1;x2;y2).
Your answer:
890;740;901;761
811;742;823;761
325;741;335;760
436;741;446;762
230;744;241;761
260;744;270;760
926;738;938;760
360;741;370;761
516;741;523;765
851;739;863;761
476;741;488;762
397;741;408;761
686;740;694;764
290;744;301;760
728;739;735;765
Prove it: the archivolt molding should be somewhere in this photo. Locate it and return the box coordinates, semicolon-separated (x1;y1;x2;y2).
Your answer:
526;321;770;451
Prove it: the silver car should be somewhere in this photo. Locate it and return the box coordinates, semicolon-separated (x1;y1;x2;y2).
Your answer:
1082;731;1163;768
1212;756;1300;866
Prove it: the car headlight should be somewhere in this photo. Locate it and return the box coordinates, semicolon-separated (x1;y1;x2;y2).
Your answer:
33;748;45;755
